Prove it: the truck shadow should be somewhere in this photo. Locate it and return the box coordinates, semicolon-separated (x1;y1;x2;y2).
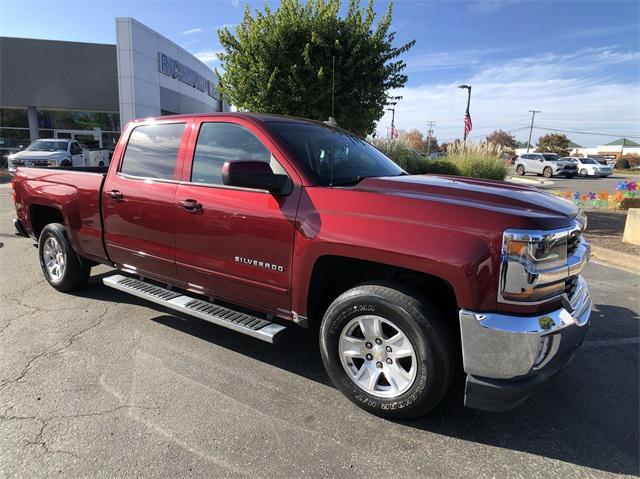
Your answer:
75;274;640;476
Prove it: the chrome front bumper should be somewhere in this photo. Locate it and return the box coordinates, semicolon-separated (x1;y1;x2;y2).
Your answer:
460;276;591;410
460;275;591;380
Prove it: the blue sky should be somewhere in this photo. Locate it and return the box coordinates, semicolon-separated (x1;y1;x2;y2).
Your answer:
1;0;639;145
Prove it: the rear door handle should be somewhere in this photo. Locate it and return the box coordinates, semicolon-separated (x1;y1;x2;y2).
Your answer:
107;190;123;201
179;199;203;212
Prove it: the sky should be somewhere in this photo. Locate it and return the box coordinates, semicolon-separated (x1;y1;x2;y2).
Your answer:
1;0;639;146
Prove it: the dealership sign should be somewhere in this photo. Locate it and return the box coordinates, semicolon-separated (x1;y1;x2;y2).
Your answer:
158;52;219;100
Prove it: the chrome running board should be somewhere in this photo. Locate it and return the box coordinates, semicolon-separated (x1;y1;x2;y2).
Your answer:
103;274;286;343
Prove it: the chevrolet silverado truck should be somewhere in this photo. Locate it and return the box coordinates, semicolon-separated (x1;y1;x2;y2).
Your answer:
11;113;592;418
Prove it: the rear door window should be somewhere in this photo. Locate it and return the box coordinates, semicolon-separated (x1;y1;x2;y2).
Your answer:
120;123;186;179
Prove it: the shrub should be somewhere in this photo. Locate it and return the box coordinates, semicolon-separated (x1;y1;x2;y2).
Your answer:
621;154;640;168
615;158;630;170
445;141;508;180
421;160;460;175
370;139;426;174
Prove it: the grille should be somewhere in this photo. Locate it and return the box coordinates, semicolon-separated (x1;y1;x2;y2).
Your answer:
567;231;581;256
565;275;579;298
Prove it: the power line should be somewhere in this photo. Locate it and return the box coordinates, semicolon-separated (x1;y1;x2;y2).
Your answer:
535;126;640;138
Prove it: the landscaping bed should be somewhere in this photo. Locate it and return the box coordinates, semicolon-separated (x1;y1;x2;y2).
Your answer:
585;210;640;256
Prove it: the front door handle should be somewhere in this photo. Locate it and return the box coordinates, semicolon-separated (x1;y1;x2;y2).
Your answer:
107;190;123;201
179;199;203;212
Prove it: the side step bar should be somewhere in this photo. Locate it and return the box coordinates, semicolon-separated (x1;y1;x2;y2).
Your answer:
103;274;286;344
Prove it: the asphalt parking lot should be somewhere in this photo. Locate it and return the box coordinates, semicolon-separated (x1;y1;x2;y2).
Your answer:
0;182;639;478
509;168;633;194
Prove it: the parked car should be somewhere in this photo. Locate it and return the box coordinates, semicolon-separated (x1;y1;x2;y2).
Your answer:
12;113;592;418
515;152;578;178
7;139;110;175
428;152;447;159
562;157;613;177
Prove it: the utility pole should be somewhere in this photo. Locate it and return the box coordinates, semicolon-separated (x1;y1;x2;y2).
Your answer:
527;109;540;153
426;121;436;157
386;106;396;139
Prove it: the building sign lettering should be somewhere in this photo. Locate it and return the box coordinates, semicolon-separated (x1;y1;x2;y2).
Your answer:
158;52;219;101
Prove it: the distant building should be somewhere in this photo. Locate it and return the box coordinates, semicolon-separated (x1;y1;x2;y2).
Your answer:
516;137;640;159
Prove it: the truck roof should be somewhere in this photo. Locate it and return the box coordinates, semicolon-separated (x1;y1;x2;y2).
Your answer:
129;112;331;127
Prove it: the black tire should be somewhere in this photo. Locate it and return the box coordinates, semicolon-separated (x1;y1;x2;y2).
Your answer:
543;167;553;178
60;160;72;167
38;223;90;292
516;165;525;176
319;283;453;419
579;168;588;177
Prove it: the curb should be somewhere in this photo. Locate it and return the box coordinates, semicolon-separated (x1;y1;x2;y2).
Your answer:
506;176;554;187
590;245;640;274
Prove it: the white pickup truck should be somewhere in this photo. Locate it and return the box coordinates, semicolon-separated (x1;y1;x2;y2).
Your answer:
7;139;110;174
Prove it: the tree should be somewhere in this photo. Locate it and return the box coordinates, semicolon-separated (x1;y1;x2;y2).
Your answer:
399;129;427;152
536;133;571;156
216;0;415;136
486;129;517;149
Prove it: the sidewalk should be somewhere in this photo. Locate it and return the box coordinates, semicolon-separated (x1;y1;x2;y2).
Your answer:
586;210;640;273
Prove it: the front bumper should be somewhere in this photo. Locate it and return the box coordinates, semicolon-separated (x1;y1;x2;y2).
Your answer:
459;275;591;411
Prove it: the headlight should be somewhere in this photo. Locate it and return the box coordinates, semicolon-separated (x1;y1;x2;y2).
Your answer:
48;159;59;166
499;221;585;304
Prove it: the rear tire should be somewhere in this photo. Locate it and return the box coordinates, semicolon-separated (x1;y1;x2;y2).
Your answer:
543;167;553;178
516;165;525;176
38;223;90;292
319;283;453;419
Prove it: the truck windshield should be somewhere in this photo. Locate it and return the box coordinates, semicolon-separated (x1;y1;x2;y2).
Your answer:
266;121;404;185
26;140;68;152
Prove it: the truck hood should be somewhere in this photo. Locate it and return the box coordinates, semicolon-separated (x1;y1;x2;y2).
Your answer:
356;174;579;229
11;151;66;160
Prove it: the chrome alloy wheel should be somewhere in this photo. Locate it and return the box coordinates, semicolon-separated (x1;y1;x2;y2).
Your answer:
43;236;66;282
339;315;418;398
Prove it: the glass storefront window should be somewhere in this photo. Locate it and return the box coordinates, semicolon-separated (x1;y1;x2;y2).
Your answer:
100;112;120;131
102;132;121;151
0;109;28;129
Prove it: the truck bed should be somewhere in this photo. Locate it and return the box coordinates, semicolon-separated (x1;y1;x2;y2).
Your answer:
13;167;110;264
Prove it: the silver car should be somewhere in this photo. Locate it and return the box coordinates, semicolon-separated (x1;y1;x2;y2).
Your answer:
515;152;578;178
562;157;613;177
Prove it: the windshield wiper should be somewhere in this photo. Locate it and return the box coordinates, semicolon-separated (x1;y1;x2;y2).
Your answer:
330;176;367;187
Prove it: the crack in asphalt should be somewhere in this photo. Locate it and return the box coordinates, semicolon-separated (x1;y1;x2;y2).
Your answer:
1;404;160;461
0;304;113;391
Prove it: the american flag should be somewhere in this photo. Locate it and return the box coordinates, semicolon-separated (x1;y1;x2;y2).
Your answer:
464;111;472;137
390;126;399;140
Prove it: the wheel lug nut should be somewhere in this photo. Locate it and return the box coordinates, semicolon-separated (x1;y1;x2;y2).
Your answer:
365;342;372;349
375;338;382;345
386;346;392;352
366;354;373;360
376;361;383;369
386;358;393;364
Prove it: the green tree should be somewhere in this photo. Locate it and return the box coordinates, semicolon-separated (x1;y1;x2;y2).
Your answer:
486;129;517;149
536;133;571;156
216;0;415;136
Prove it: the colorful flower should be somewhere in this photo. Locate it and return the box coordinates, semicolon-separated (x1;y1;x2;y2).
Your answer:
616;181;627;192
627;181;637;192
614;192;625;203
562;191;572;199
573;192;581;200
580;193;589;201
597;191;609;201
588;192;596;201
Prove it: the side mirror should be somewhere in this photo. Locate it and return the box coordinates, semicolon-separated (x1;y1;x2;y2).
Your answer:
222;161;292;195
18;145;25;151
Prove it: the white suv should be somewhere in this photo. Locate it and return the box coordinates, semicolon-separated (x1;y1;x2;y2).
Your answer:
515;152;578;178
562;157;613;177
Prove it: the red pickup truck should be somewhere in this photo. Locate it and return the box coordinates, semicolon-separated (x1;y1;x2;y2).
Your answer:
12;113;592;418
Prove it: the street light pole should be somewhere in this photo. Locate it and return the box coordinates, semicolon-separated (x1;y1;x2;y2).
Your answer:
527;109;540;153
458;85;472;141
386;106;396;139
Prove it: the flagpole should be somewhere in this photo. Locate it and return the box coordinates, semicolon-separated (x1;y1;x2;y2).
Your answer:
458;84;472;141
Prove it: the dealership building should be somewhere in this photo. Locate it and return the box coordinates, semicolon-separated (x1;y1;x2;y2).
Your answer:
0;17;227;153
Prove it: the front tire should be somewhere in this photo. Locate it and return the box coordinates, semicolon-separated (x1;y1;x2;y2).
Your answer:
543;167;553;178
38;223;90;292
580;168;588;177
319;283;453;419
516;165;525;176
